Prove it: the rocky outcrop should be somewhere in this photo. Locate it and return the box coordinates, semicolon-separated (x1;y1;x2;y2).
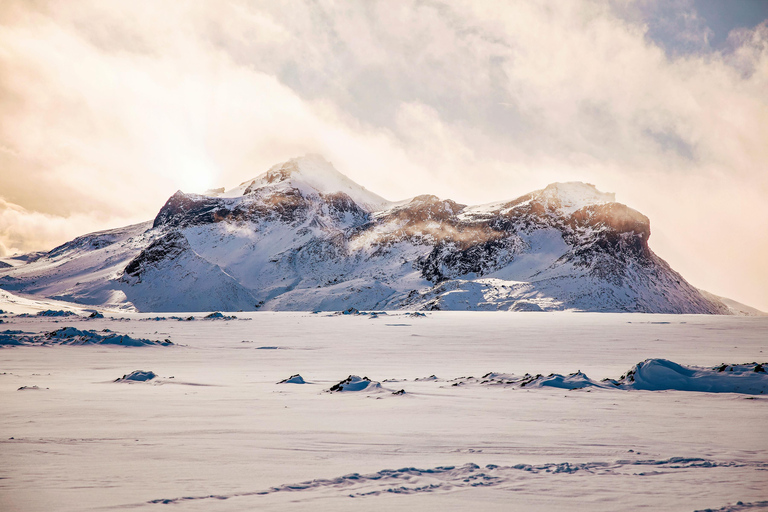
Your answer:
123;231;190;281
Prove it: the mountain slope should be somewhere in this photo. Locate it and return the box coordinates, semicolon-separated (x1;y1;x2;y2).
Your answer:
0;155;732;313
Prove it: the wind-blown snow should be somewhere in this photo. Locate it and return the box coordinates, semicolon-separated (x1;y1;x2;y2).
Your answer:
328;375;383;392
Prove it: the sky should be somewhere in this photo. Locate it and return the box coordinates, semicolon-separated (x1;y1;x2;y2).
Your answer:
0;0;767;310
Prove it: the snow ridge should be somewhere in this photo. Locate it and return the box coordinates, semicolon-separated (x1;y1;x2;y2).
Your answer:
0;327;172;346
0;156;739;314
448;359;768;395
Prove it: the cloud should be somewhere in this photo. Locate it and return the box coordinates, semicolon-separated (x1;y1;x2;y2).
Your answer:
0;196;141;256
0;0;766;309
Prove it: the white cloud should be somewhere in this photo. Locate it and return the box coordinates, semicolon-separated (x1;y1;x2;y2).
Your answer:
0;197;140;256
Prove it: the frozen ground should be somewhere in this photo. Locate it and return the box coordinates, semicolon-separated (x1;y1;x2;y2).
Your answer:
1;308;767;511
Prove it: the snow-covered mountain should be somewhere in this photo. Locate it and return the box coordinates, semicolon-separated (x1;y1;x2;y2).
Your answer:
0;155;736;313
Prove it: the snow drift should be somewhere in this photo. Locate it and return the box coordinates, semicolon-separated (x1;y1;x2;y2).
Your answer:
278;374;306;384
328;375;383;393
613;359;768;394
0;327;172;347
450;360;768;395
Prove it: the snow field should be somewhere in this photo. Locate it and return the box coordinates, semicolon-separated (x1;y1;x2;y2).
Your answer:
0;311;766;511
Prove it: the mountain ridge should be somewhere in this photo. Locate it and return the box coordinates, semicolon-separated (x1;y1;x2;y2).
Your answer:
0;155;744;314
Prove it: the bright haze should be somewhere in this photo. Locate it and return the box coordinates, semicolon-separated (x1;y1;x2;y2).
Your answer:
0;0;766;310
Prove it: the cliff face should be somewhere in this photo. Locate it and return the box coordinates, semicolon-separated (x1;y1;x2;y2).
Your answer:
0;156;730;313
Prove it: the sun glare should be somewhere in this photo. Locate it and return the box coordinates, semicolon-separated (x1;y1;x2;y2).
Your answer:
177;157;216;194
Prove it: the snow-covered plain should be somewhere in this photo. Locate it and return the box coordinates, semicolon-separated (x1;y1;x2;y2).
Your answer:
1;309;767;511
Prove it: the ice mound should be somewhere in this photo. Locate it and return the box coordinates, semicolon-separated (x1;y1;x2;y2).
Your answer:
538;182;616;215
329;375;383;392
449;360;768;395
521;371;600;389
332;308;388;317
204;312;236;320
278;374;306;384
45;327;173;346
448;372;517;386
0;330;33;346
37;309;77;317
612;359;768;394
0;327;172;347
146;457;758;504
115;370;157;382
451;371;599;390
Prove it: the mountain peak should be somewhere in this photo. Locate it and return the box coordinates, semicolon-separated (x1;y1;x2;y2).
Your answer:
537;182;616;215
228;155;390;212
261;154;333;183
6;160;732;314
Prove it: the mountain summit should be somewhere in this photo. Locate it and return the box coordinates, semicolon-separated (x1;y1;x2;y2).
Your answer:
535;182;616;215
224;155;391;212
0;156;732;314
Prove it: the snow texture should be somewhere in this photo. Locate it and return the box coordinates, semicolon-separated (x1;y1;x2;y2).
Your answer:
0;327;172;346
1;311;766;511
615;359;768;394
